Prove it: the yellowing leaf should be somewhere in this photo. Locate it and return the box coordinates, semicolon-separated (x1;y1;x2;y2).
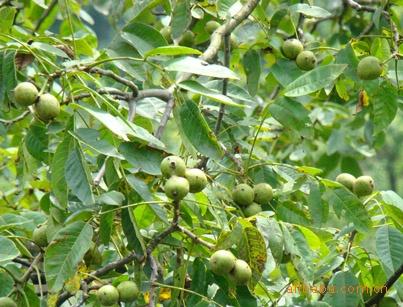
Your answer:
65;273;81;293
47;294;58;307
159;287;171;300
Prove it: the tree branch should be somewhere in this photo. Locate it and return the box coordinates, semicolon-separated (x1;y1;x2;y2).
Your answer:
148;256;159;307
88;67;139;97
201;0;260;62
135;89;172;102
56;252;144;306
146;200;181;255
365;263;403;306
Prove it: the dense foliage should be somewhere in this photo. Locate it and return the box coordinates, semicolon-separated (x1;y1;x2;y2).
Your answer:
0;0;402;306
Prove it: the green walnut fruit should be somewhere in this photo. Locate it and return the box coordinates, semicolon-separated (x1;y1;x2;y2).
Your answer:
185;168;208;193
282;39;304;60
353;175;374;197
209;250;236;276
336;173;356;191
178;30;195;47
160;26;172;43
97;285;120;306
253;183;273;204
0;297;17;307
117;281;139;303
243;203;262;217
14;82;38;106
228;259;252;285
296;50;316;71
32;224;48;248
206;20;220;34
33;93;60;121
232;184;254;206
160;156;186;177
357;56;382;80
164;176;189;200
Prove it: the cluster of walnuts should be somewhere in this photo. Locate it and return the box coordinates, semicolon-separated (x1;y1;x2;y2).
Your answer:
336;173;374;197
160;155;208;200
96;281;139;306
282;39;383;79
232;182;273;217
282;38;317;71
13;82;60;121
209;250;252;285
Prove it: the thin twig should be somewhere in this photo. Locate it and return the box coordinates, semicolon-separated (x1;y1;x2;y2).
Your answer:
214;34;230;135
19;254;42;284
154;97;175;140
93;160;107;186
0;111;30;125
63;88;130;104
146;200;181;255
177;225;214;249
88;67;139;97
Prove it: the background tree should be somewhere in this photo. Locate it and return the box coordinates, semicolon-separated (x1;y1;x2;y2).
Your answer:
0;0;402;306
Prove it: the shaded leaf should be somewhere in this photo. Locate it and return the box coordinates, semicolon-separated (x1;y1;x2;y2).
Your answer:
175;100;223;160
284;64;347;97
324;188;371;233
51;134;73;208
269;97;312;138
376;226;403;274
171;0;191;39
165;56;239;79
120;142;163;176
308;182;328;226
323;271;361;306
290;4;332;18
25;121;48;162
44;222;93;292
122;22;167;56
71;128;123;159
145;46;202;57
0;237;19;263
65;146;94;205
243;49;260;96
0;6;16;33
178;80;243;107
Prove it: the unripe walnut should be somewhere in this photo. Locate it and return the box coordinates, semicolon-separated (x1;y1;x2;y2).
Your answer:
14;82;38;106
34;93;60;121
296;51;316;71
282;39;304;60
